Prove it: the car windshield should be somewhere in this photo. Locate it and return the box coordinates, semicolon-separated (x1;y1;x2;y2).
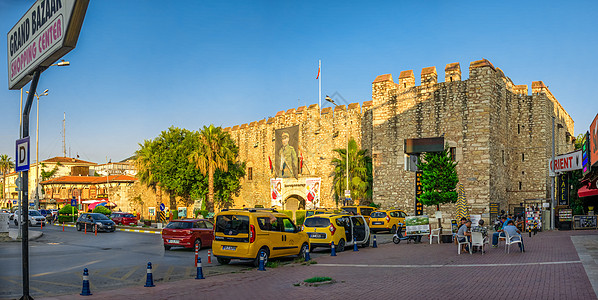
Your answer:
342;207;357;215
165;222;193;229
215;215;249;234
92;214;110;220
29;211;41;216
371;211;387;218
303;217;331;228
122;214;135;218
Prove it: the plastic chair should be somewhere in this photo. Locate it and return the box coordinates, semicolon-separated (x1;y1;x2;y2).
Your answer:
429;228;441;244
456;234;471;255
470;232;487;255
504;231;522;253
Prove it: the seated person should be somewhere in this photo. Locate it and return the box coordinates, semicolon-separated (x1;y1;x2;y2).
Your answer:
492;216;507;248
503;220;525;252
471;219;488;238
457;220;471;252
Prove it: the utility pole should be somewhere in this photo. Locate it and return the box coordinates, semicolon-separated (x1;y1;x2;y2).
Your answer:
550;116;555;230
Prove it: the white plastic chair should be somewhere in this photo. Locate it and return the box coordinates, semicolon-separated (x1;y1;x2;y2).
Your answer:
429;228;441;244
504;231;522;253
456;234;471;255
470;232;487;255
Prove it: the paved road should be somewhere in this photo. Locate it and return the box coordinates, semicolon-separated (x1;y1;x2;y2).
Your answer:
39;229;598;300
0;223;395;299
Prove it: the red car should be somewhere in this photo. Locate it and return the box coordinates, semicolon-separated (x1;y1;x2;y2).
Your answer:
109;212;137;226
162;219;214;250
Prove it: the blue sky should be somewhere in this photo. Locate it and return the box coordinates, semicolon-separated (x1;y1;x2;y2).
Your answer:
1;0;597;164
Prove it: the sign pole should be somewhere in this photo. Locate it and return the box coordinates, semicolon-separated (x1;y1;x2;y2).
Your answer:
19;68;41;300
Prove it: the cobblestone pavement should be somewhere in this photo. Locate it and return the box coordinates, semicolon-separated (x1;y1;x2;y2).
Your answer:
40;230;598;300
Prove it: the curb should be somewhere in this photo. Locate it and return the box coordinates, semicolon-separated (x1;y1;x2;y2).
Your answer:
53;223;162;235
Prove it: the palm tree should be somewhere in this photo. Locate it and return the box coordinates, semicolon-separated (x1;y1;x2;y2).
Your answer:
331;138;372;206
189;125;234;213
0;155;15;200
135;139;158;190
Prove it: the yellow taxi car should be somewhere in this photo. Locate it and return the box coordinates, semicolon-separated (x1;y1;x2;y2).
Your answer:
302;213;370;252
369;209;407;233
212;208;309;267
340;206;376;225
305;208;334;218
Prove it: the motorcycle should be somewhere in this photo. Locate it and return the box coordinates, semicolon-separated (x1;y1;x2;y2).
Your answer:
392;223;418;244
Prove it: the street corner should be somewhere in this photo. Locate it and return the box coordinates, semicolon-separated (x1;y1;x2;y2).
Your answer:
6;228;43;242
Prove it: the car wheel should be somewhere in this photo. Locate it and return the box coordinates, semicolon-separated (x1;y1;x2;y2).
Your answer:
194;239;202;250
217;257;231;265
300;243;309;259
76;223;82;231
391;225;397;234
337;238;346;252
253;247;269;267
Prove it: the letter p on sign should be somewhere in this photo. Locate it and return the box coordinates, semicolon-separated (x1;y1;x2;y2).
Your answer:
15;137;30;172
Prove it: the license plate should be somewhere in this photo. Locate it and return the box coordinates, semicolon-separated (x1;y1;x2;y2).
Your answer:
222;245;236;251
169;239;180;244
308;233;326;239
372;222;383;225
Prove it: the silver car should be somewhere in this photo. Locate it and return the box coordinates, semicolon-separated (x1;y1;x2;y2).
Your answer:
13;210;46;227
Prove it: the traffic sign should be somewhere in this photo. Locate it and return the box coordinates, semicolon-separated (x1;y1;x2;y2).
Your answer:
29;202;34;207
71;197;77;207
344;190;351;198
13;200;17;205
159;203;165;211
15;137;30;172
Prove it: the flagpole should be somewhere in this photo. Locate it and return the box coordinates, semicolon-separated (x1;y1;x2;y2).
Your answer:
318;60;321;116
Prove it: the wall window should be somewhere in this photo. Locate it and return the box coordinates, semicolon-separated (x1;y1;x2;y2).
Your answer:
449;147;457;162
522;153;525;162
247;167;253;181
519;182;522;190
518;124;520;134
502;150;505;165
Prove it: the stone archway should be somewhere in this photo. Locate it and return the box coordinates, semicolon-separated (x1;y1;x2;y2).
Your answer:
284;194;306;212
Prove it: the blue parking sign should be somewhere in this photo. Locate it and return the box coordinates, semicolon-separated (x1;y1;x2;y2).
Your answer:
71;198;77;206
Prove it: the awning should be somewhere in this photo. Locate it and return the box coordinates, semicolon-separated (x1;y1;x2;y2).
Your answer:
578;181;598;198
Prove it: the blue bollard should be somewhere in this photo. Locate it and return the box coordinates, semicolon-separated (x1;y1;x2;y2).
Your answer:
258;254;266;271
80;268;92;296
330;241;337;256
304;247;310;262
353;237;359;251
144;262;155;287
373;234;378;248
195;257;205;279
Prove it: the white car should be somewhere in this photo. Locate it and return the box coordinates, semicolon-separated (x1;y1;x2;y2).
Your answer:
13;210;46;227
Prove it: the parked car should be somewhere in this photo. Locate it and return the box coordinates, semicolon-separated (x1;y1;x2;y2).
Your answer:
162;219;214;251
76;213;116;232
340;205;376;225
369;209;407;233
13;210;46;227
212;208;309;266
110;212;138;226
305;208;334;218
302;213;370;252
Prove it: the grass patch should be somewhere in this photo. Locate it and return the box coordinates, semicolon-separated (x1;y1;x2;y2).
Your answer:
301;260;317;265
266;261;281;268
304;276;332;283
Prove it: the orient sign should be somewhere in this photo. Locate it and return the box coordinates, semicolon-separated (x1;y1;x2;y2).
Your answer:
7;0;89;90
591;113;598;167
548;150;582;176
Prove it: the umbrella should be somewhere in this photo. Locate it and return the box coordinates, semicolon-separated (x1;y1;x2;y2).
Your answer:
87;201;104;211
455;183;470;220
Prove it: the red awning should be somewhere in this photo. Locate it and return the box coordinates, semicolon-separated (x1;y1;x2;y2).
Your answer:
578;182;598;198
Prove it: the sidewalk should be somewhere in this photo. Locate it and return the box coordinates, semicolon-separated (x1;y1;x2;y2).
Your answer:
5;228;43;242
41;230;598;300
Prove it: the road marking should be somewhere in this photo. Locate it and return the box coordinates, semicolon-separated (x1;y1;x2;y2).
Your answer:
163;266;175;281
313;261;582;268
30;279;79;288
121;265;141;281
32;260;103;277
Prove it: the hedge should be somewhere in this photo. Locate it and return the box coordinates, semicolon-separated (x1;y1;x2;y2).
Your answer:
295;210;306;225
92;206;111;216
58;205;78;223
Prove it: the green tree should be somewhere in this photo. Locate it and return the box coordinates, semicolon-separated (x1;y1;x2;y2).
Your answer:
92;206;111;216
40;163;60;181
189;125;238;213
331;138;372;206
417;147;459;228
0;155;14;199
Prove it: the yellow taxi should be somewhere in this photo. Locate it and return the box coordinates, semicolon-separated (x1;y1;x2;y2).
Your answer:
212;208;309;267
305;208;334;218
340;206;376;225
302;213;370;252
369;209;407;233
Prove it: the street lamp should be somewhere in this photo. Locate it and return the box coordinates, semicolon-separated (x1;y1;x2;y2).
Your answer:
325;95;350;205
26;89;48;210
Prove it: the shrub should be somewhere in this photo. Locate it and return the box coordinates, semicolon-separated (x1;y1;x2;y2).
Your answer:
198;210;208;218
58;215;76;223
92;206;111;216
58;205;78;222
58;205;78;215
295;210;306;225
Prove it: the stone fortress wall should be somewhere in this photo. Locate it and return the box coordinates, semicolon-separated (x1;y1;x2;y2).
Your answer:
225;58;575;222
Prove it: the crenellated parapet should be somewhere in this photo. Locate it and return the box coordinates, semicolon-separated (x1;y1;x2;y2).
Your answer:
421;66;437;85
445;62;461;82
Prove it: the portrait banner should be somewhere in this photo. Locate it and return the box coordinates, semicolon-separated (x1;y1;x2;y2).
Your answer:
305;178;321;209
275;125;299;178
270;178;283;208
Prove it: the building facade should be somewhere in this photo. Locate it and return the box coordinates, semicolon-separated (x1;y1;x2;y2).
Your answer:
226;59;574;222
